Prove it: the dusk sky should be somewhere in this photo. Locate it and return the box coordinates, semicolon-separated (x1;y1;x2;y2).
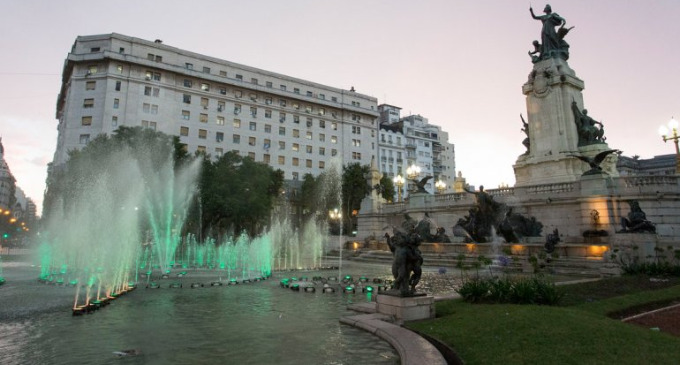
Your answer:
1;1;679;215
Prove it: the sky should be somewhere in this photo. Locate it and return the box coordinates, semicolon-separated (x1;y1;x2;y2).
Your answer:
1;0;679;216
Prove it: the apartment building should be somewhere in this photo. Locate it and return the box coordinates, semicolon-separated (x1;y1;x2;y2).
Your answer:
53;34;380;182
377;105;456;198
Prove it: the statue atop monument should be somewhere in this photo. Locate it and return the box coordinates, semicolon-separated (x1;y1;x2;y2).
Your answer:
529;4;574;63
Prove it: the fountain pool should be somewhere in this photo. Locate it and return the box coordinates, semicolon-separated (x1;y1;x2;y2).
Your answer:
0;259;401;365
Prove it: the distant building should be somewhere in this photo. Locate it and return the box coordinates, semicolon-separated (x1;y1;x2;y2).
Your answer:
0;138;16;211
53;34;380;184
377;105;456;198
617;154;677;176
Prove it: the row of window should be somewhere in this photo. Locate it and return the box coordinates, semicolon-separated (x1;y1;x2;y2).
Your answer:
178;125;343;147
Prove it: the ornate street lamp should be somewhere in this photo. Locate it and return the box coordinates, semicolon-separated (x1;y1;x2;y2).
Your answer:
393;174;405;202
328;208;343;281
658;117;680;174
406;163;421;179
435;179;446;194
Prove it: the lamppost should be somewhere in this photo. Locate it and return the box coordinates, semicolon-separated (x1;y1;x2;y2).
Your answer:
406;163;421;179
659;117;680;174
393;175;404;202
435;179;446;194
329;208;342;281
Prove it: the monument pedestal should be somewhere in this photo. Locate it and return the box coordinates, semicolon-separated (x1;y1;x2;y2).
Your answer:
376;294;435;323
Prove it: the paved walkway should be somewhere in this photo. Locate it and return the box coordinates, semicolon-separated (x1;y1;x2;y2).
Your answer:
341;301;447;365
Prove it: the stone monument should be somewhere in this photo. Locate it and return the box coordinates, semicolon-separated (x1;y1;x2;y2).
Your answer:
514;4;619;186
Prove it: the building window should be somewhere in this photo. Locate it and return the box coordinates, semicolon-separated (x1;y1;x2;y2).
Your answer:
185;63;193;70
235;74;243;81
249;122;256;131
203;66;211;74
248;137;256;146
182;110;190;120
306;118;313;128
306;131;312;140
294;88;300;94
352;152;362;160
233;119;241;128
145;71;161;81
250;107;257;117
90;47;100;52
319;134;325;142
319;108;325;116
292;172;299;180
292;157;299;166
306;159;312;168
279;99;287;107
217;116;225;125
352;139;361;147
115;81;121;91
87;65;98;75
306;145;312;154
113;99;119;109
293;102;300;110
292;143;299;152
280;85;287;91
293;115;300;124
278;141;285;150
319;147;325;156
265;97;272;105
183;79;192;88
112;116;118;127
319;94;325;100
248;152;256;159
331;136;337;144
278;156;285;165
201;98;209;108
200;113;208;123
183;94;191;104
266;81;273;88
306;91;313;97
332;96;338;102
180;126;189;136
233;134;241;144
251;78;258;85
234;104;241;114
218;101;225;112
83;99;94;108
319;120;326;128
201;83;210;92
197;146;206;153
219;87;227;95
81;116;92;126
215;147;223;156
331;122;338;130
331;149;337;156
279;127;285;136
352;126;361;134
319;161;325;169
305;105;312;113
263;154;270;163
293;129;300;138
219;70;226;77
265;109;272;119
86;81;96;90
216;132;224;142
279;113;286;123
264;124;271;133
79;134;90;144
264;138;271;150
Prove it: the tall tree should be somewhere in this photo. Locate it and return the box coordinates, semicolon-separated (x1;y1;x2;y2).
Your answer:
341;163;371;233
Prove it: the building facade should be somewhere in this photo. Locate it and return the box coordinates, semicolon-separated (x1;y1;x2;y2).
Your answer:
54;34;380;183
377;105;456;199
0;138;16;211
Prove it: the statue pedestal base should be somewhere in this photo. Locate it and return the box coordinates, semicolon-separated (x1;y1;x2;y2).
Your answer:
376;293;435;323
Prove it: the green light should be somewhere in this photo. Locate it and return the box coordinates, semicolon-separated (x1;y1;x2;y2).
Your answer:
366;286;374;292
69;279;78;285
2;233;8;238
346;286;353;291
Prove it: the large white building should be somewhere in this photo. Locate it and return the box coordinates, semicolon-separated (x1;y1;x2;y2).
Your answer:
54;34;380;182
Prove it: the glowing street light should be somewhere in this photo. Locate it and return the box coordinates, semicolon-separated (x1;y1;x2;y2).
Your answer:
406;163;421;179
393;174;405;202
435;179;447;194
658;117;680;174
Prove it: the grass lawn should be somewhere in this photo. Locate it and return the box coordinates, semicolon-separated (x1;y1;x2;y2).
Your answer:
407;276;680;364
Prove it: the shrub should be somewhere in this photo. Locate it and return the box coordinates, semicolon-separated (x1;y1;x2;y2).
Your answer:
457;278;491;303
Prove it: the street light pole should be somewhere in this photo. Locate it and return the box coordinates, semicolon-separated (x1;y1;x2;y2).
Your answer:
659;117;680;174
329;208;342;281
393;175;404;202
435;179;446;194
